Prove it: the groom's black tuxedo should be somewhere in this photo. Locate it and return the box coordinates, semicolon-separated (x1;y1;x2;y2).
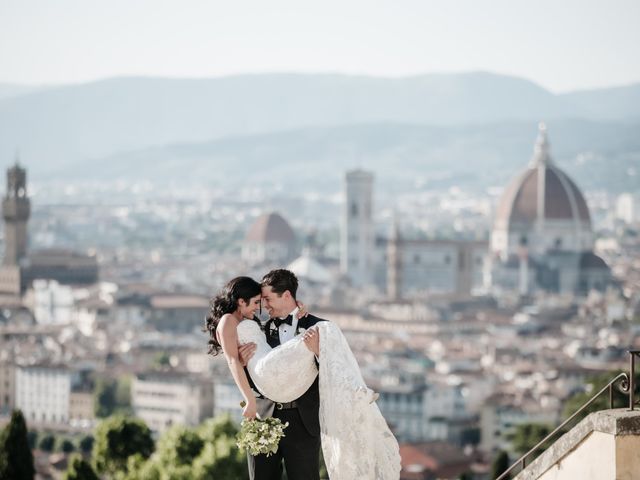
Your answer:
247;313;327;480
264;313;326;436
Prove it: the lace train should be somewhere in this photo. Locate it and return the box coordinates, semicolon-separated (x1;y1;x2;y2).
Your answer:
317;322;401;480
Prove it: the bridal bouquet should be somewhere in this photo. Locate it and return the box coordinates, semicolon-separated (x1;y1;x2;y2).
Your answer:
236;417;289;457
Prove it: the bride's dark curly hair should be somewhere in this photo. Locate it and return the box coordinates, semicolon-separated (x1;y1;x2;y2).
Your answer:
205;276;261;356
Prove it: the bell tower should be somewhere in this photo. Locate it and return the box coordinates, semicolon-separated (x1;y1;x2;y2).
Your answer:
2;161;30;266
341;169;374;287
387;216;402;300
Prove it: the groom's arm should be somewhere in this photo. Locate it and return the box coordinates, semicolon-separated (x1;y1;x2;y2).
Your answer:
238;343;256;366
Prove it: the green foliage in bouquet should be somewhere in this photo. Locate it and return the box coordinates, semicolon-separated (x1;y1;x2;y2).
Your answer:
236;417;289;457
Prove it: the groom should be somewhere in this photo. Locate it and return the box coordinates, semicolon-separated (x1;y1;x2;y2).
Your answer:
239;269;326;480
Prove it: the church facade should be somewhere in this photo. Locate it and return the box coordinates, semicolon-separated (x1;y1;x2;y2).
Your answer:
340;169;487;299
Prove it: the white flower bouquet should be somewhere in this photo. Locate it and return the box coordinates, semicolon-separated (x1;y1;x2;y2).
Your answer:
236;417;289;457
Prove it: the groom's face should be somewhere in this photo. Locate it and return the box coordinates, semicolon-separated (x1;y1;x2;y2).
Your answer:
261;286;288;318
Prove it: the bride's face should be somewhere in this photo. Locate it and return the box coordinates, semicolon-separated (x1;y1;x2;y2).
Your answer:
239;294;262;319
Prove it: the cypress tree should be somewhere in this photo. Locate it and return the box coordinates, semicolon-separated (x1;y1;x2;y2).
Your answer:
491;450;511;480
63;455;99;480
0;409;35;480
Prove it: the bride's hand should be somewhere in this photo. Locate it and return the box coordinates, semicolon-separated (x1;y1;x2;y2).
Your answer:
297;301;309;318
303;327;320;356
242;398;257;419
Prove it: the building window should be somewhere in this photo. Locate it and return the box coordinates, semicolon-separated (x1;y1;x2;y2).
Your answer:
351;203;358;218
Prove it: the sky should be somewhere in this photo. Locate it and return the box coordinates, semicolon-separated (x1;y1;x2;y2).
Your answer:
1;0;639;93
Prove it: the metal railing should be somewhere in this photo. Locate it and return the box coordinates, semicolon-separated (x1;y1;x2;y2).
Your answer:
496;349;640;480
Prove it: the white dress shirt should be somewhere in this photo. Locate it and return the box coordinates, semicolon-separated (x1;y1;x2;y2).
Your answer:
278;306;299;344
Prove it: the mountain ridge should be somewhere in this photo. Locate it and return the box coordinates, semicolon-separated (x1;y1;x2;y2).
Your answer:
0;72;638;184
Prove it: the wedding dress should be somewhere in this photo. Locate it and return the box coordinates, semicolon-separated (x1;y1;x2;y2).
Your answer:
236;319;401;480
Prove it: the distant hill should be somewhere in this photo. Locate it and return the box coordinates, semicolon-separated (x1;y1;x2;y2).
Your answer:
0;83;46;101
1;72;639;177
60;119;640;194
563;83;640;121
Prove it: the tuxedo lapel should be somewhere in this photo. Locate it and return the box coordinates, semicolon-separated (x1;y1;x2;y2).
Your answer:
296;314;320;331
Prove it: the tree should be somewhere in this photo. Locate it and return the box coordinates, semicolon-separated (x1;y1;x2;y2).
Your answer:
192;437;247;480
114;454;160;480
79;435;94;454
63;454;99;480
94;376;132;418
197;414;238;443
508;423;553;459
27;430;38;449
156;425;204;468
192;415;247;479
94;378;117;418
118;414;247;480
38;433;55;452
491;450;510;480
153;352;171;368
0;409;35;480
92;415;154;476
114;376;131;410
58;438;76;454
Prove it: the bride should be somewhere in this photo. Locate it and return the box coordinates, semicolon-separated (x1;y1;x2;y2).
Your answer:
205;273;400;480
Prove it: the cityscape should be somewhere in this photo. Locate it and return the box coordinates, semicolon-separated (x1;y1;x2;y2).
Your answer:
1;1;640;479
0;121;639;478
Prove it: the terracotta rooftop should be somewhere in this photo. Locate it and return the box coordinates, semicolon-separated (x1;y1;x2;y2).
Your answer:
495;165;591;228
150;295;209;309
400;441;471;479
245;212;295;243
494;127;591;230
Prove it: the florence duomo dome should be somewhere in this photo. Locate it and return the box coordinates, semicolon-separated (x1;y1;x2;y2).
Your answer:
489;124;610;295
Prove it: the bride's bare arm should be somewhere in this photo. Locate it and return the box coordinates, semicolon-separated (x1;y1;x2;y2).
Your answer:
218;315;257;419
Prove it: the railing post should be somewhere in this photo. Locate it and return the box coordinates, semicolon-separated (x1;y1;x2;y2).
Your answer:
609;383;613;409
631;352;636;411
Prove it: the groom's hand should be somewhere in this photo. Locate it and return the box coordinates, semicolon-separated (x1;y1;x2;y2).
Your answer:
238;342;257;366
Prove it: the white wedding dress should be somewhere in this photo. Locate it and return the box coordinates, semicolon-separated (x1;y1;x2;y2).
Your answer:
236;320;401;480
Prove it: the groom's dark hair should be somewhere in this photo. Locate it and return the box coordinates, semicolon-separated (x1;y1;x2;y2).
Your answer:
261;269;298;300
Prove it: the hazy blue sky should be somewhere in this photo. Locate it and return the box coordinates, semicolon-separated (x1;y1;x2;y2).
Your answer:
1;0;639;92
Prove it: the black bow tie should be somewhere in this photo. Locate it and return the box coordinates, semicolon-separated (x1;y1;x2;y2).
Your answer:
273;315;293;328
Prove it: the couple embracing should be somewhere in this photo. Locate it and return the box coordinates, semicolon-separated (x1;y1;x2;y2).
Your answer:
205;269;401;480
